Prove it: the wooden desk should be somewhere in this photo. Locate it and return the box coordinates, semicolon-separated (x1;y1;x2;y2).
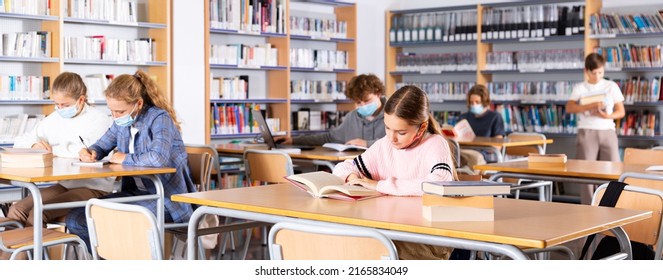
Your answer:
474;159;654;201
0;157;175;260
458;137;554;162
215;143;361;169
173;184;650;260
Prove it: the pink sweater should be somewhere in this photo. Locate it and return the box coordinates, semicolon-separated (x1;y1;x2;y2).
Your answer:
333;133;455;196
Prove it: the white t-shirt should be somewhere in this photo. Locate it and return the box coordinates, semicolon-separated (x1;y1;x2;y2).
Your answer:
569;79;624;130
13;104;115;192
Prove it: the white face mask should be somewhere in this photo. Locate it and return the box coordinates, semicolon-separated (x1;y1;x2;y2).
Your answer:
470;104;484;115
55;101;80;119
113;103;138;127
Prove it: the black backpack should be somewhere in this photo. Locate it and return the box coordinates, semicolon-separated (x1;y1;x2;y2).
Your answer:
580;181;656;260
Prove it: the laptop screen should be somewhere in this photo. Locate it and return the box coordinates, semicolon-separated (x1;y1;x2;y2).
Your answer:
252;109;277;149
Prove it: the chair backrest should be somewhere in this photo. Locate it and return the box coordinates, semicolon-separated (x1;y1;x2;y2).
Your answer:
86;199;163;260
185;144;219;191
243;149;294;184
504;132;546;157
444;137;461;168
268;222;398;260
592;178;663;258
622;148;663;202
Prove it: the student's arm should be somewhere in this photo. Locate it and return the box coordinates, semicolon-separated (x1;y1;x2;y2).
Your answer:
597;101;625;119
374;139;455;196
89;124;119;160
122;114;174;167
493;112;506;138
292;132;335;146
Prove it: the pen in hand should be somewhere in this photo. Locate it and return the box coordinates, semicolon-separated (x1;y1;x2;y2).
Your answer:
79;136;91;154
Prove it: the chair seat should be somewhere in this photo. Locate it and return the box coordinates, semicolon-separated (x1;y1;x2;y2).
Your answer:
0;227;80;249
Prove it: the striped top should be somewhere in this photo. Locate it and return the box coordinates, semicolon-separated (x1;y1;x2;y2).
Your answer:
333;133;455;196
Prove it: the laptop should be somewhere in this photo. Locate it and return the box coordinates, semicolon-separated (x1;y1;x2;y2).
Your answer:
253;109;315;151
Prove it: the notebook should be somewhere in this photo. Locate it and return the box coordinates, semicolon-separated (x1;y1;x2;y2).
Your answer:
252;109;315;151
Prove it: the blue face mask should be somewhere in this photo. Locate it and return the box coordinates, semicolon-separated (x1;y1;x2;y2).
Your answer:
113;103;138;127
470;104;484;115
357;100;379;117
55;102;79;119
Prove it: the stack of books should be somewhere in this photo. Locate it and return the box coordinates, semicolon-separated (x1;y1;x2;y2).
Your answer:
421;181;511;222
0;148;53;168
527;153;567;168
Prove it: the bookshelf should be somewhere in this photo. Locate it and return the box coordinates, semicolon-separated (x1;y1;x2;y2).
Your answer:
385;0;663;145
204;0;356;143
0;0;172;144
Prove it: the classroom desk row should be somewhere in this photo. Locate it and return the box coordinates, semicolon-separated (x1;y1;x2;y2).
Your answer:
0;158;174;260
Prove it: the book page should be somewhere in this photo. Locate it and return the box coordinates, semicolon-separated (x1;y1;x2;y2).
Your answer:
0;147;49;154
322;143;367;152
319;184;380;197
454;119;475;141
71;159;110;168
285;171;345;196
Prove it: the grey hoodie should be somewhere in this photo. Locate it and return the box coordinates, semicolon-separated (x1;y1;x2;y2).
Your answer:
292;101;386;147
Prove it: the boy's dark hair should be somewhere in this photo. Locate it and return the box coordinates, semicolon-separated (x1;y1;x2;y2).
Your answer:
467;84;490;107
585;53;606;71
345;74;385;102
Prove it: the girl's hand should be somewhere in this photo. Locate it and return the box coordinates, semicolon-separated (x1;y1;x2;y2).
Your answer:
110;152;126;164
346;177;378;191
32;140;52;152
345;138;367;147
79;148;97;162
345;173;362;183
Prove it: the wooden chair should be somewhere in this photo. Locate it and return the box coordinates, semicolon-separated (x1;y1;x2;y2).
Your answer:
243;149;294;184
503;132;552;201
591;175;663;260
86;198;162;260
268;222;398;260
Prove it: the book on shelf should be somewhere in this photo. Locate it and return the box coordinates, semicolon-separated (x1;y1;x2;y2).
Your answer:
322;143;367;152
422;194;495;222
285;171;382;201
528;153;567;167
0;148;53;168
441;119;475;141
71;159;110;168
421;180;511;197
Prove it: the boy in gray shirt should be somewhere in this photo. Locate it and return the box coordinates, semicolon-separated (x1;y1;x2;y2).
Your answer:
277;74;386;147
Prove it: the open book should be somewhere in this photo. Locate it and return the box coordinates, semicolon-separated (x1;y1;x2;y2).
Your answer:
322;143;367;152
285;171;382;201
441;119;475;141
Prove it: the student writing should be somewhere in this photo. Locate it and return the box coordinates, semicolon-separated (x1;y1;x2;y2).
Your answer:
276;74;387;148
7;72;114;228
65;70;195;248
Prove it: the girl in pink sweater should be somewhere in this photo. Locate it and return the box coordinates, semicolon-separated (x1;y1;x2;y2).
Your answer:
333;85;456;260
333;85;456;196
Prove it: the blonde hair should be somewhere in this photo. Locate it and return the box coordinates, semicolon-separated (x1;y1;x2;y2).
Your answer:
104;70;181;131
52;72;87;103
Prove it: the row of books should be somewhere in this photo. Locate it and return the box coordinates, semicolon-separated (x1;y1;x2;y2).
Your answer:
495;104;577;134
395;82;475;102
220;173;249;189
0;114;45;144
210;103;261;135
66;0;138;22
487;80;579;102
63;36;155;62
291;110;348;131
485;49;584;71
481;4;585;40
0;31;52;58
290;16;347;39
209;0;286;34
289;48;348;70
0;75;50;101
433;111;462;127
617;110;659;137
595;44;663;69
389;10;478;43
290;79;346;101
210;43;278;67
590;12;663;36
209;74;249;100
614;77;663;104
0;0;50;15
395;52;476;72
84;74;114;102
